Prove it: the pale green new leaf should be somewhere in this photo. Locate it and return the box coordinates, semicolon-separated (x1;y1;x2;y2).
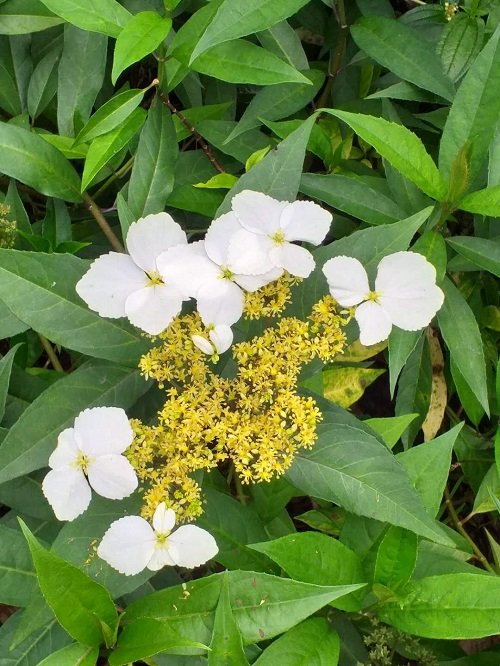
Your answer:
38;643;99;666
190;0;310;61
374;527;418;590
437;278;489;414
460;183;500;217
351;16;455;101
439;23;500;182
112;12;172;84
40;0;130;37
324;110;447;201
0;121;81;202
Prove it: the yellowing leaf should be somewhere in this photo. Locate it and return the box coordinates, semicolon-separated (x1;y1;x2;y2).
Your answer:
323;367;385;408
422;329;447;442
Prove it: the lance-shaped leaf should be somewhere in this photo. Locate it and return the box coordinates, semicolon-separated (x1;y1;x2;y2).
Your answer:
40;0;130;37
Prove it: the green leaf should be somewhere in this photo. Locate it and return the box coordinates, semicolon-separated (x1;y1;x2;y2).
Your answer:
112;12;172;84
192;40;310;86
0;299;28;338
250;532;365;612
81;108;146;191
351;16;455;101
324;110;447;201
75;87;148;145
37;643;99;666
195;173;239;189
437;277;489;414
0;0;63;35
378;573;500;639
191;0;310;61
438;14;485;82
57;26;108;138
39;0;130;37
124;571;363;646
0;250;148;364
0;343;21;422
447;236;500;277
198;488;274;572
397;424;464;517
388;329;422;398
108;618;207;666
286;418;452;546
0;612;70;666
460;183;500;216
257;20;308;70
439;23;500;183
374;527;418;590
0;121;81;202
300;173;407;226
208;573;249;666
0;524;36;607
19;520;118;647
472;464;500;514
225;69;323;142
0;360;149;484
218;115;316;214
27;47;59;120
127;101;178;219
254;618;340;666
365;414;419;449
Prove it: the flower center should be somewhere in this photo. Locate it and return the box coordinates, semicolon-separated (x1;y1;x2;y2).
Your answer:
366;290;381;303
219;265;235;280
155;531;171;546
270;230;286;245
146;271;164;286
74;451;91;474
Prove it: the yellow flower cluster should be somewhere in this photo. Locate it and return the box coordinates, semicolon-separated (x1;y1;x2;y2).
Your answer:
0;204;16;249
131;276;347;522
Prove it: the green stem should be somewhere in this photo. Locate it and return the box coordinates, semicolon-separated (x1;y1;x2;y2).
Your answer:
444;485;495;573
82;192;124;252
38;334;64;372
92;156;135;200
315;0;348;110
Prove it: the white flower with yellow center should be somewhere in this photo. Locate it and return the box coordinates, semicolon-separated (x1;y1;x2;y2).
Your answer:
42;407;137;521
226;190;332;278
76;213;188;335
157;212;280;326
97;503;218;575
192;324;233;356
322;251;444;346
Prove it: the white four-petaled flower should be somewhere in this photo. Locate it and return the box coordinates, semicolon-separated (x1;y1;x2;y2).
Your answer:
227;190;332;278
192;324;233;356
76;213;188;335
323;251;444;346
42;407;138;521
97;503;218;575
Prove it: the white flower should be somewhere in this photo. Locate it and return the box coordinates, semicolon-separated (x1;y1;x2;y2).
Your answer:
322;251;444;346
157;213;280;326
226;190;332;278
97;503;218;576
42;407;137;522
192;324;233;356
76;213;188;335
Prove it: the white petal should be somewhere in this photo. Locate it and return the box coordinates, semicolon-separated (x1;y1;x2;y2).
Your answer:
209;325;233;354
234;267;283;292
197;280;244;326
375;251;444;330
157;241;218;299
153;503;176;533
147;544;176;570
227;229;276;275
269;243;315;278
280;200;332;244
167;525;219;568
74;407;133;456
75;253;146;318
87;454;138;500
205;212;242;266
126;213;187;273
192;334;215;355
231;190;286;235
355;300;393;346
322;256;370;307
42;468;91;521
125;284;183;335
48;428;79;469
97;516;156;576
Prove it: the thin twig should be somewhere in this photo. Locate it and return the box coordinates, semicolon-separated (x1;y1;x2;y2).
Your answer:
157;91;225;174
38;334;64;372
92;156;135;200
82;192;124;252
315;0;348;110
444;485;495;573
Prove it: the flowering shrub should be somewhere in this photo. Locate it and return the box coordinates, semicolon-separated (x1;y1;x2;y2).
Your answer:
0;1;499;664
